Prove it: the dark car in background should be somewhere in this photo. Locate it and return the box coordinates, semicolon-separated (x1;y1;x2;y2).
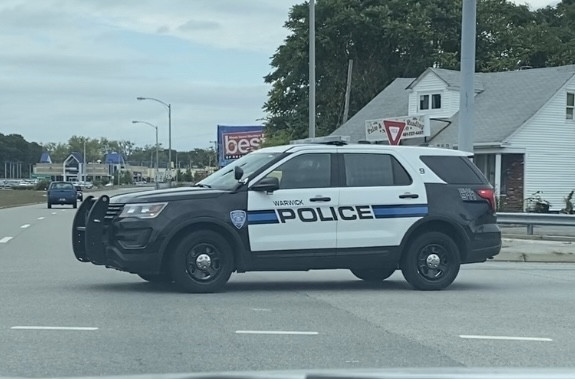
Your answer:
47;181;78;209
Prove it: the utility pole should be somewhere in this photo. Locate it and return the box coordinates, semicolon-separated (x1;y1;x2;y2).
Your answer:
458;0;477;153
83;139;87;182
342;59;354;124
309;0;316;138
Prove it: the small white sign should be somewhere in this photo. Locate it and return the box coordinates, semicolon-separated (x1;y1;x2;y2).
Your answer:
365;115;430;142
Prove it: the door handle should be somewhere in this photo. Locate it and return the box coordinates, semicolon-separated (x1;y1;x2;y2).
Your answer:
309;197;331;202
399;193;419;199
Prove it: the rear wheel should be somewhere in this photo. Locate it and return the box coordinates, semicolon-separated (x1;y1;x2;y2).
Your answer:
73;202;77;209
47;202;52;209
169;230;234;293
401;232;461;291
138;273;172;283
351;267;396;282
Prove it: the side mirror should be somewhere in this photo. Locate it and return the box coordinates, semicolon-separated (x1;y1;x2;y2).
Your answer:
251;176;280;192
234;166;244;181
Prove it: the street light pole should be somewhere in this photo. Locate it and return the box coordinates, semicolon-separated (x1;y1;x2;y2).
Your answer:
136;97;171;184
132;120;160;190
309;0;316;138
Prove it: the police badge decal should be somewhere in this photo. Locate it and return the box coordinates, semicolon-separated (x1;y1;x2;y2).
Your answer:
230;210;247;229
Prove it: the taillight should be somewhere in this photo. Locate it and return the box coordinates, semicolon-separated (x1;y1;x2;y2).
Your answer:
476;188;496;212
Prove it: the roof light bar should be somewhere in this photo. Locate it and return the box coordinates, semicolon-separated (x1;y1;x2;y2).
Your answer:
290;135;350;145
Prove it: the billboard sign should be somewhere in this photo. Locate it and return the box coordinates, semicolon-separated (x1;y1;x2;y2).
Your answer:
365;115;430;144
217;125;265;167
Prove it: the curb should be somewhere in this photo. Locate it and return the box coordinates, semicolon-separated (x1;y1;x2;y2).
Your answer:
502;233;575;243
493;238;575;263
492;251;575;263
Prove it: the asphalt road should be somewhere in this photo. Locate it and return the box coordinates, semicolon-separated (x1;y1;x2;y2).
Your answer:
1;199;575;377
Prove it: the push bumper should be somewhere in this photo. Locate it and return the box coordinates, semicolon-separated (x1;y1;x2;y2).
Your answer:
72;195;163;274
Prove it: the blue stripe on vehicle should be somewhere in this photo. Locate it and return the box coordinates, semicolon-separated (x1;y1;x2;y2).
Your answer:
371;204;428;219
248;210;279;224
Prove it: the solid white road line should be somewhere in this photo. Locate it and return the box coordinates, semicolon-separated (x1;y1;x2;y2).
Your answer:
20;224;30;229
459;335;552;342
0;237;13;243
37;217;45;220
11;326;98;331
235;330;318;335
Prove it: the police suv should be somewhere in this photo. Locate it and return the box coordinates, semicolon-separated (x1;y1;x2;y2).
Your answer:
72;137;501;293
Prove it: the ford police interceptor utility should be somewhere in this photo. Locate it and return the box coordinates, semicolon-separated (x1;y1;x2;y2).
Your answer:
72;137;501;293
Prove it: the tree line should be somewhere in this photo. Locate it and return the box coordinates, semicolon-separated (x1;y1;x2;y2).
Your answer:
263;0;575;143
0;133;216;178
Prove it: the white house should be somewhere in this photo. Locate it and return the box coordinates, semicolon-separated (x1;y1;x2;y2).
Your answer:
331;65;575;212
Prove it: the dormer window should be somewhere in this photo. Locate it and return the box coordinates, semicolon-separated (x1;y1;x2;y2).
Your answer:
419;93;442;111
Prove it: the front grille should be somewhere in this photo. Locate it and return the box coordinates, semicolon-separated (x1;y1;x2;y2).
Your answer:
105;203;125;222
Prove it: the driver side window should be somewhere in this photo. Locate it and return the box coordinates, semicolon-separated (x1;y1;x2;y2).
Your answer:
266;153;331;190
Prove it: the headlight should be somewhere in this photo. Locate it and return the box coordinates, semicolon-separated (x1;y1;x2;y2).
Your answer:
119;202;168;219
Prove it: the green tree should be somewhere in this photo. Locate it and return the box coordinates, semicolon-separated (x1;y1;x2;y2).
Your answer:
264;0;573;141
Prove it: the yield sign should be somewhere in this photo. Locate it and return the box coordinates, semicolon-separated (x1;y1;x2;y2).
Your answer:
382;120;406;145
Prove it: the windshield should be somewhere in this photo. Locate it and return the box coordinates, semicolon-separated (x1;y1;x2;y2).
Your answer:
198;151;282;190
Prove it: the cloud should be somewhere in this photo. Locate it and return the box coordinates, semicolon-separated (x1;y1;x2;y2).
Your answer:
177;19;221;32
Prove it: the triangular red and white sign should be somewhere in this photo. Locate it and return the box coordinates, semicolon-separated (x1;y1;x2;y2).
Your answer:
382;120;406;145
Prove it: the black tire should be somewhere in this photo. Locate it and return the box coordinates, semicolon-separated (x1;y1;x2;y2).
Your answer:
138;273;172;283
47;202;52;209
169;230;234;293
400;232;461;291
351;267;396;282
73;202;77;209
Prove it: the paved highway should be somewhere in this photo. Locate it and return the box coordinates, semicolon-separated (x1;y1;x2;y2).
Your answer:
1;198;575;377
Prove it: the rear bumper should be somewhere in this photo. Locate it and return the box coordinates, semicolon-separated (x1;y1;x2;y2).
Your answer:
72;195;164;275
49;196;76;204
464;228;501;264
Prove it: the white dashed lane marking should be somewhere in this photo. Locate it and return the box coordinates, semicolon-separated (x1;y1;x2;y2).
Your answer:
20;224;30;229
235;330;318;335
11;326;98;331
37;217;45;220
0;237;13;243
459;335;552;342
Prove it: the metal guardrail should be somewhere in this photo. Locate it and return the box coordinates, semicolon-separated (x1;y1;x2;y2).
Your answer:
497;212;575;235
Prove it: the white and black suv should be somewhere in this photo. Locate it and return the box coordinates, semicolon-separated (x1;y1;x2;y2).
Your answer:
72;138;501;292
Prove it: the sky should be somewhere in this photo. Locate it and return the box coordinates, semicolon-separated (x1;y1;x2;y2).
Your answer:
0;0;560;151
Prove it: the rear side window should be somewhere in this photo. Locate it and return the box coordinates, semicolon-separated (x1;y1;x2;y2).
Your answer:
343;153;412;187
420;155;487;185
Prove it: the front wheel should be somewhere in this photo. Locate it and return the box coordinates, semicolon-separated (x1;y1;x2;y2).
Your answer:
169;230;234;293
351;267;396;282
401;232;461;291
73;202;77;209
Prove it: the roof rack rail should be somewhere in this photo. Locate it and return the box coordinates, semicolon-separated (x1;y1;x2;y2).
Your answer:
290;135;350;146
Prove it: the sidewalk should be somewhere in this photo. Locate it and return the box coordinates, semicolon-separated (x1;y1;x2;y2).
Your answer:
493;238;575;263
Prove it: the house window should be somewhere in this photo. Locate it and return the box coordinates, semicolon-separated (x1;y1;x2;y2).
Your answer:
419;93;441;111
432;94;441;109
419;95;429;110
567;92;574;120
